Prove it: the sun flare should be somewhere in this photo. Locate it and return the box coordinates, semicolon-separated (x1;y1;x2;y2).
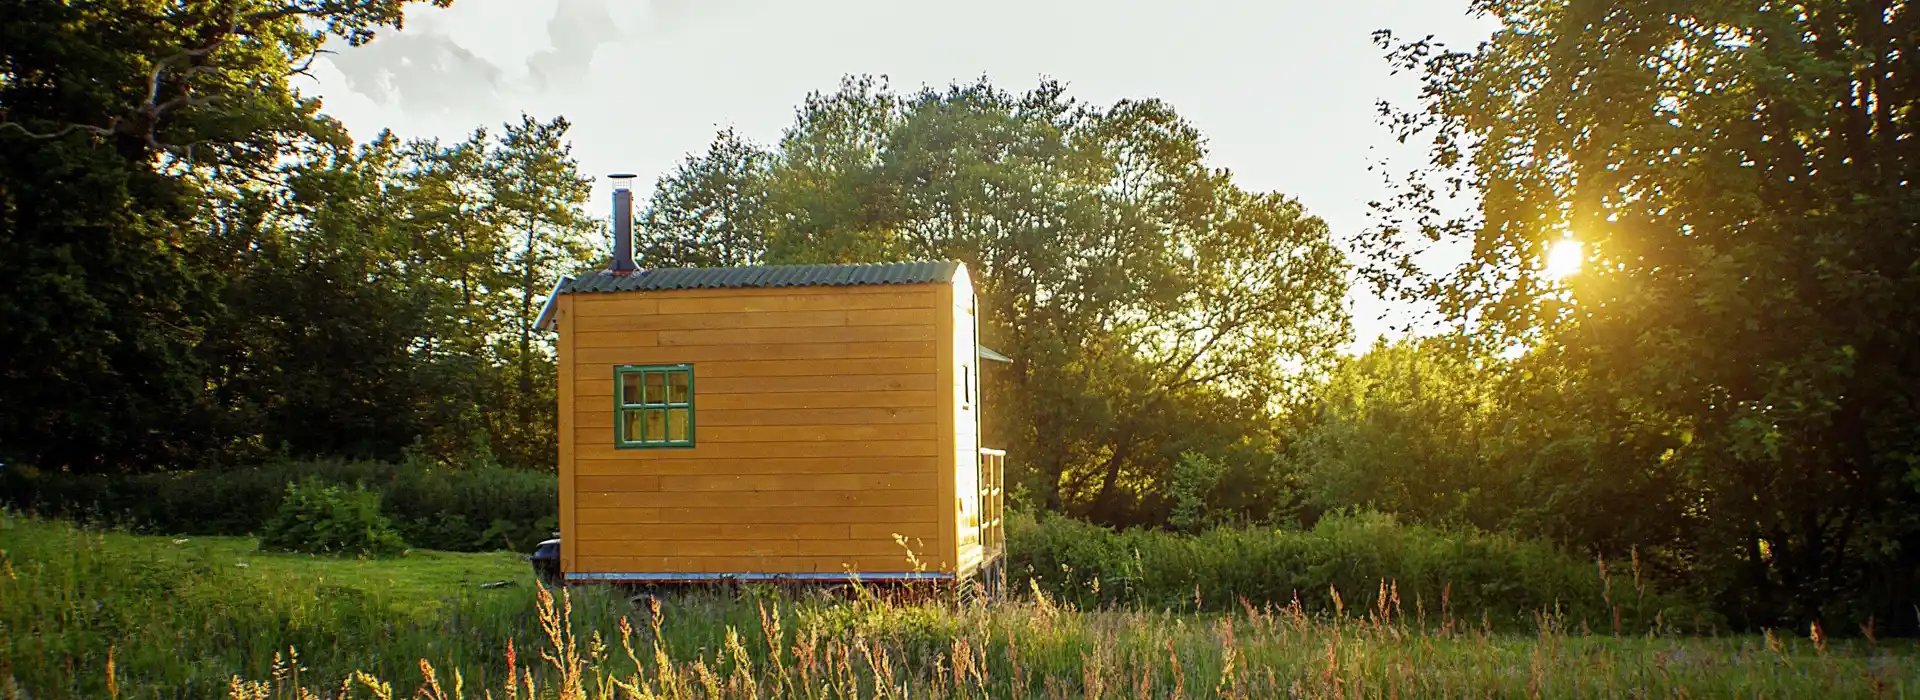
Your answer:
1544;239;1584;281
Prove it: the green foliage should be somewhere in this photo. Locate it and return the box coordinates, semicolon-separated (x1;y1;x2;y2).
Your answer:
1284;337;1691;567
0;0;452;474
7;0;1910;640
1167;451;1228;533
9;514;1910;699
1;4;598;474
258;479;408;557
201;117;599;471
1363;1;1920;632
1290;339;1504;525
641;76;1352;525
0;512;626;698
0;460;558;552
1007;510;1712;633
639;127;775;267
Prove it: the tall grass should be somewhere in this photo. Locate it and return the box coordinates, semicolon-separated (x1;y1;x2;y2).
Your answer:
5;513;1916;699
1007;510;1713;633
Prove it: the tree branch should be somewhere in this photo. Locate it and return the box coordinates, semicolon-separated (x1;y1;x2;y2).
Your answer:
288;48;334;80
0;121;116;140
145;42;225;109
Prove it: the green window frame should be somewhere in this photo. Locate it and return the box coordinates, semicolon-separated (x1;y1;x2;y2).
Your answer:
615;364;695;448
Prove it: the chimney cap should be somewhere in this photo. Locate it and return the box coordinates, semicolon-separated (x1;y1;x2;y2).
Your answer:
609;173;637;191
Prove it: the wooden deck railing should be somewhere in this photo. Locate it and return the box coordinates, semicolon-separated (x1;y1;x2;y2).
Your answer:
979;448;1006;561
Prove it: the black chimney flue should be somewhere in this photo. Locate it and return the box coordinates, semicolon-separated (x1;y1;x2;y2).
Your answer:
607;173;639;275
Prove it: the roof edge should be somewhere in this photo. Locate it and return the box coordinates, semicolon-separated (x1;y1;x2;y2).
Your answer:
533;275;574;332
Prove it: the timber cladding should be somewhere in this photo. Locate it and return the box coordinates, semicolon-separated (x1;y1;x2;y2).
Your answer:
557;282;958;578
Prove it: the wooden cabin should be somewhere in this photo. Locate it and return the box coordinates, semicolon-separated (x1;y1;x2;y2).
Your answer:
536;258;1008;592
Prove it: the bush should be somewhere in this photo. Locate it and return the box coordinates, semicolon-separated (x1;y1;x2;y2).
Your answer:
0;460;557;552
258;479;408;556
1006;509;1717;633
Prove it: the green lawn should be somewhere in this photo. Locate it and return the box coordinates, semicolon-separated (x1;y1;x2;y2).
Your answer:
2;512;1916;699
163;533;534;618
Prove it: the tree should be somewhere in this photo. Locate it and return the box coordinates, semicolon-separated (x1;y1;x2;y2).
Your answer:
198;118;597;470
638;128;774;267
1369;1;1920;630
644;76;1353;525
199;133;434;461
484;114;596;470
1291;338;1507;526
0;0;445;472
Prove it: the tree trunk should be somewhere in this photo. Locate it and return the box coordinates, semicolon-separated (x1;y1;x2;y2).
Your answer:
1087;433;1137;525
518;213;538;422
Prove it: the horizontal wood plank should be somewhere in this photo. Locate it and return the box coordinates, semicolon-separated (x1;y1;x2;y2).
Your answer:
574;331;660;349
572;555;821;574
576;538;936;558
579;406;939;429
570;523;846;541
691;358;938;378
574;456;936;476
572;342;935;365
697;374;939;395
569;297;657;315
659;473;931;492
572;555;943;575
847;308;940;326
699;406;939;426
575;391;939;414
574;441;938;459
575;489;935;509
702;425;937;442
578;374;937;398
575;310;848;333
567;358;941;380
569;523;944;543
576;507;659;524
576;505;935;524
656;326;937;347
849;523;942;540
573;475;661;492
574;425;937;445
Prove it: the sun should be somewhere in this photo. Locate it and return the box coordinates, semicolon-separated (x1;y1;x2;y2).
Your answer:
1544;239;1584;281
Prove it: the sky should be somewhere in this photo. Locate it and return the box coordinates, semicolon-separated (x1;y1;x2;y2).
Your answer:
304;0;1498;351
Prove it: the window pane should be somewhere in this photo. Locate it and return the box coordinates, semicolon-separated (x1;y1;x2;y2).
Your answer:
620;372;643;405
667;408;690;442
668;371;690;404
643;409;666;441
644;372;667;405
621;409;644;444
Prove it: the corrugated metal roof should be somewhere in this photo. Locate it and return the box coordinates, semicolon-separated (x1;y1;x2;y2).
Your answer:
558;261;962;294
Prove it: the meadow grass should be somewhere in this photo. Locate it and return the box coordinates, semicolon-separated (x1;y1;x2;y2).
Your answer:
3;513;1915;699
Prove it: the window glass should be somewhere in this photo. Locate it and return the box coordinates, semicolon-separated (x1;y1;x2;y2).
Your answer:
622;410;645;442
615;365;694;448
621;372;643;405
667;408;690;441
668;371;691;403
644;372;668;405
643;408;666;440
